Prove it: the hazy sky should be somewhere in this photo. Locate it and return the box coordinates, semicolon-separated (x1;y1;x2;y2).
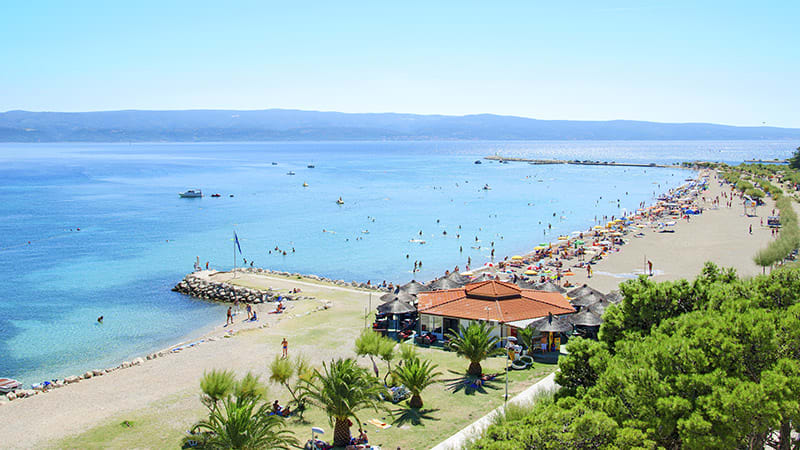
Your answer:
1;1;798;127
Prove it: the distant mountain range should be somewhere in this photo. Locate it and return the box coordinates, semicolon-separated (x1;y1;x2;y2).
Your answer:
1;109;799;142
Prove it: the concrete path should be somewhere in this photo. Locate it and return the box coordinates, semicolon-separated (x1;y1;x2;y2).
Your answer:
430;371;559;450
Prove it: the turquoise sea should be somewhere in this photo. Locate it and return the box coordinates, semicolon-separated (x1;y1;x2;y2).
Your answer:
0;140;795;384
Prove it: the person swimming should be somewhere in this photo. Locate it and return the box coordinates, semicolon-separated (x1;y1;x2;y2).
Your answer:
97;316;103;324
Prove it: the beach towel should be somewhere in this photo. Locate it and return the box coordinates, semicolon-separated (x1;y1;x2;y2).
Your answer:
367;418;391;429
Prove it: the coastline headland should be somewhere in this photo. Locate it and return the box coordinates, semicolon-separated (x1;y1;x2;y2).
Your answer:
484;155;679;168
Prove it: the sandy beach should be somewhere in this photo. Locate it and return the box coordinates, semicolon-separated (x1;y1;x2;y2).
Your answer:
0;169;790;448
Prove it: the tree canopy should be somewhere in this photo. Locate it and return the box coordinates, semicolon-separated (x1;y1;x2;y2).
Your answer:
472;264;800;450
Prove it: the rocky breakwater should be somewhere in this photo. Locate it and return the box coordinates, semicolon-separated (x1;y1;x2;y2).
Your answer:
173;268;388;303
173;273;275;303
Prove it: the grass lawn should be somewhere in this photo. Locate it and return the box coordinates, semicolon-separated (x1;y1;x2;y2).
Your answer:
48;273;557;449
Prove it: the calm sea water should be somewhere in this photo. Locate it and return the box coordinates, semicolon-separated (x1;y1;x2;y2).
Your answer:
0;140;795;384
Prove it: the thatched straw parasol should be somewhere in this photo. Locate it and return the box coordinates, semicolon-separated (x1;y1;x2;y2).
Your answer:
587;300;610;317
446;271;469;286
570;292;605;307
399;280;429;295
567;284;604;299
380;292;415;304
605;291;623;304
470;273;495;283
377;298;416;315
529;313;573;334
429;277;461;290
535;281;567;294
569;310;603;327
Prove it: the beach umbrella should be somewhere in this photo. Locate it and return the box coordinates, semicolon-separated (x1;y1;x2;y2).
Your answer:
575;240;585;245
377;298;416;315
569;310;603;327
381;292;415;304
470;273;494;283
587;299;611;316
529;313;573;334
535;281;567;294
570;231;581;236
534;246;546;251
605;291;623;304
524;270;536;275
593;225;603;230
567;284;605;299
379;292;396;302
446;271;469;285
515;279;537;289
430;277;461;290
512;255;523;260
399;280;429;295
570;292;605;307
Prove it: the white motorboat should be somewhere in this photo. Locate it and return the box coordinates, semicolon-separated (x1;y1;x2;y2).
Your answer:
179;189;203;198
0;378;21;393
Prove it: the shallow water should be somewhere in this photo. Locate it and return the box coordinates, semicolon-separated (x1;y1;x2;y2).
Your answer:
0;140;794;384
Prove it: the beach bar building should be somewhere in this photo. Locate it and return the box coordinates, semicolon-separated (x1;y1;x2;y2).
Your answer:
416;280;575;346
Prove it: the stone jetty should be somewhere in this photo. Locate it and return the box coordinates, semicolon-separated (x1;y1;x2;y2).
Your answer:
172;268;387;303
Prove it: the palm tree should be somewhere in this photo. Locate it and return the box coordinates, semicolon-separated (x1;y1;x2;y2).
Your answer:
268;354;311;412
300;358;388;447
515;327;535;356
446;322;504;376
391;356;440;408
192;371;297;449
377;337;396;384
199;369;236;410
398;342;418;363
355;328;382;377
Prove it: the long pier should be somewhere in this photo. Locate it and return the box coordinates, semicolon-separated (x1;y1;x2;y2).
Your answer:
484;155;677;168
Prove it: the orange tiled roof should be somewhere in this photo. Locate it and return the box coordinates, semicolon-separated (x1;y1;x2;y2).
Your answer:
417;280;574;323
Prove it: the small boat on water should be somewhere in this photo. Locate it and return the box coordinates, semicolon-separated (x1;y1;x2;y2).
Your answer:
474;160;482;164
287;171;296;176
482;184;491;190
179;189;203;198
308;164;315;168
409;239;426;244
336;197;344;205
211;193;221;198
271;162;278;165
303;182;309;187
0;378;21;393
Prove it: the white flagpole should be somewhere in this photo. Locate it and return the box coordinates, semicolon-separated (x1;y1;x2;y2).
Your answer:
233;230;237;279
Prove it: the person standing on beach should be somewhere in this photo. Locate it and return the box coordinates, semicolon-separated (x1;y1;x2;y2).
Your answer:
749;224;753;235
648;260;653;276
587;265;592;278
226;307;233;326
281;338;288;358
246;303;252;320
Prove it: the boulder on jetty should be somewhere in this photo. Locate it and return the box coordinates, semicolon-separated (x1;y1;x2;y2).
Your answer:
65;375;80;384
83;371;93;379
6;392;16;401
92;369;104;376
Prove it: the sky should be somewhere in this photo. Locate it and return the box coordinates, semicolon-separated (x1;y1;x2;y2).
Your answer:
1;1;798;127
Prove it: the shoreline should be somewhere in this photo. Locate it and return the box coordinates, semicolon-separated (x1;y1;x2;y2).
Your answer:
1;168;699;391
2;168;698;393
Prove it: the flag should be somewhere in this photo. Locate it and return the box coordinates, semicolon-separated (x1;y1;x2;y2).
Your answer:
234;232;242;254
